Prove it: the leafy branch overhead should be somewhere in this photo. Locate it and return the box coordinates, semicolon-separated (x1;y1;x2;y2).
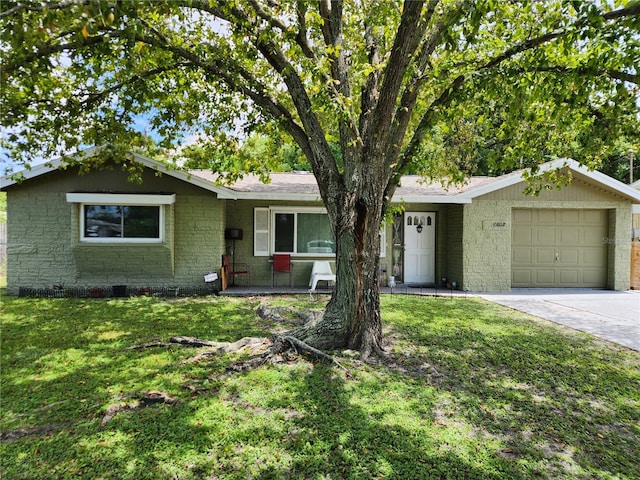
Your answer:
2;1;638;178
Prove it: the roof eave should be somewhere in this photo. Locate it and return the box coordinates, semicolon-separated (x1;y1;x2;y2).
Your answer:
231;192;323;201
457;158;640;203
391;194;472;204
1;146;104;189
127;152;237;198
0;147;238;199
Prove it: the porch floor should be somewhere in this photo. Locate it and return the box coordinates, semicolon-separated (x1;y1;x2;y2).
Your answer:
218;284;470;298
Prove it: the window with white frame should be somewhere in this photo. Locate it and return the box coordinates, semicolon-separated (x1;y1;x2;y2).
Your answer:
254;206;386;257
83;205;160;240
273;209;335;254
66;193;174;243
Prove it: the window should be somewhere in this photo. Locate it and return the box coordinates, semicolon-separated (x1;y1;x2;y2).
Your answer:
274;213;296;252
254;206;385;257
272;208;335;255
84;205;160;239
66;193;174;243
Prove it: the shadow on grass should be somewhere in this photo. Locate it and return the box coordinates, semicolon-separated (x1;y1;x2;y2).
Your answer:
2;295;638;479
383;296;640;479
1;296;268;478
252;363;523;480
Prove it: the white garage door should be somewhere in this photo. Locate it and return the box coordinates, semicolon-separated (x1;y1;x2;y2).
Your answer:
512;209;608;288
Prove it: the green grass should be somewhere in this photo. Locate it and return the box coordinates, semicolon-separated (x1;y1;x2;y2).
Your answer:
1;294;638;479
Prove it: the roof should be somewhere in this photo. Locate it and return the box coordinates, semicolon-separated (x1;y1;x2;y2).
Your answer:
3;149;640;204
192;159;640;204
189;170;500;203
0;146;236;199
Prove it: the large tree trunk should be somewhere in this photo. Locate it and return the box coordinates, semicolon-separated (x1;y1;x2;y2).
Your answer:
289;170;387;359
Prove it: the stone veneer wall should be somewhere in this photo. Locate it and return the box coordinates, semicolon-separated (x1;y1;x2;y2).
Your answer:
6;190;75;294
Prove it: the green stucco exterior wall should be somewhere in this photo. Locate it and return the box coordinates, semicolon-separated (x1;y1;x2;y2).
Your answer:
5;164;633;294
224;199;330;287
5;164;226;294
460;177;633;292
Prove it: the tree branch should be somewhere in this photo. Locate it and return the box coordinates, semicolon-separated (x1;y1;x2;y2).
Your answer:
184;0;345;202
3;35;107;75
368;0;427;155
521;66;639;85
245;0;288;31
385;0;459;169
396;1;640;176
295;2;315;59
318;0;360;164
0;0;87;18
602;3;640;20
81;63;192;108
358;22;382;143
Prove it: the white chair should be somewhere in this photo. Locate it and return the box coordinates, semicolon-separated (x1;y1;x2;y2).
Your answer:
308;261;336;294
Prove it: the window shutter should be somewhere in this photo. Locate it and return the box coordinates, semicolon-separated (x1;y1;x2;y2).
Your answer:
254;207;270;256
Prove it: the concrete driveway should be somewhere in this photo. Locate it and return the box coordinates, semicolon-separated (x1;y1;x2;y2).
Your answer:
478;289;640;351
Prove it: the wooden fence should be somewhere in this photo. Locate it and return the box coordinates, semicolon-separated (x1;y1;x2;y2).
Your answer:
632;242;640;290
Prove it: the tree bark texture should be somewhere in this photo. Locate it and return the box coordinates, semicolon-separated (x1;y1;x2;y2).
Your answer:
291;158;389;358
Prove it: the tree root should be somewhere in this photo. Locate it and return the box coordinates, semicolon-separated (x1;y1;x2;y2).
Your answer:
182;337;271;364
282;336;351;377
101;391;178;426
0;422;75;442
130;336;270;361
128;304;353;381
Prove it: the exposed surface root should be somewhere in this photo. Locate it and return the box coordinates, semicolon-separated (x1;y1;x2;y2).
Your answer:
255;303;323;325
101;391;179;426
129;303;353;383
0;422;74;442
182;337;271;363
282;336;351;377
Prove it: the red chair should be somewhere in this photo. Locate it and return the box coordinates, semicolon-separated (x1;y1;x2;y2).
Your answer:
271;254;292;287
221;254;249;289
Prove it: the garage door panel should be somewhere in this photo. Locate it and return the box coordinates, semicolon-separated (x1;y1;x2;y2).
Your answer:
512;209;607;288
512;247;532;263
582;247;607;266
538;210;557;223
582;269;606;286
513;228;533;244
535;270;555;284
536;248;556;264
583;210;606;224
512;270;531;285
536;227;556;244
513;209;533;223
558;270;579;285
556;249;578;265
560;210;580;223
584;229;606;245
559;229;579;245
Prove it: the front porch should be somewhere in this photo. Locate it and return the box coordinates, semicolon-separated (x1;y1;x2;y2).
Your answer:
219;284;470;298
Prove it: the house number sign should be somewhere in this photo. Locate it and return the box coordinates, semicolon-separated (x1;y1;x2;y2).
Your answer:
483;221;508;230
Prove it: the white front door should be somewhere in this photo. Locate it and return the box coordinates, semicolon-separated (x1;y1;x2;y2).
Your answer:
404;212;435;285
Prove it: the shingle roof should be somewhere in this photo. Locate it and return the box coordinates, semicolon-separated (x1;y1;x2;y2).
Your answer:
4;149;639;204
189;170;505;200
189;160;640;203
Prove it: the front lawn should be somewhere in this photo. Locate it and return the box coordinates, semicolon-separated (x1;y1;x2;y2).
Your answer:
1;294;638;479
